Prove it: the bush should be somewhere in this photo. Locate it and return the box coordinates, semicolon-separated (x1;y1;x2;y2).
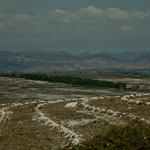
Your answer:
68;123;150;150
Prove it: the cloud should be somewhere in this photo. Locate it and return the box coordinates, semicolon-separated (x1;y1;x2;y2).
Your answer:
48;9;80;23
104;8;129;21
0;0;15;11
78;5;104;20
120;26;136;32
132;10;150;19
0;5;150;51
0;13;42;33
50;6;150;22
0;5;149;34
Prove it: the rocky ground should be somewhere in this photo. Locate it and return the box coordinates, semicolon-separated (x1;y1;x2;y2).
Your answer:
0;77;150;149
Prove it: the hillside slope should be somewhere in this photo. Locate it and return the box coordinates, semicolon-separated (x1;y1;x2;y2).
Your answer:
0;51;150;72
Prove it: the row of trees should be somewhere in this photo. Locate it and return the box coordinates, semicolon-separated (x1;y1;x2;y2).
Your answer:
0;72;126;89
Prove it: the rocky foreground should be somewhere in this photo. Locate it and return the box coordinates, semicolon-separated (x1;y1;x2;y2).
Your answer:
0;93;150;150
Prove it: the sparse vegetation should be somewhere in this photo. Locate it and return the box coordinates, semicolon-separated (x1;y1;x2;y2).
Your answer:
66;123;150;150
0;74;150;150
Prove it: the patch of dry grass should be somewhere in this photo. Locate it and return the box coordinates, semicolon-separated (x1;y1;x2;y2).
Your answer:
88;97;129;111
130;95;150;102
121;105;150;120
42;101;94;121
0;95;149;149
73;119;116;140
0;103;66;150
42;101;123;140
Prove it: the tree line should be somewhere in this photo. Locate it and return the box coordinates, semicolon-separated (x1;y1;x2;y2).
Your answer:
0;72;126;89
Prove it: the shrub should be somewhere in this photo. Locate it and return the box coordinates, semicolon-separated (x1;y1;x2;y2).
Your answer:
67;123;150;150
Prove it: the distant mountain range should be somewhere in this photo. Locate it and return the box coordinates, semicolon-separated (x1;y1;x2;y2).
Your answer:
0;50;150;73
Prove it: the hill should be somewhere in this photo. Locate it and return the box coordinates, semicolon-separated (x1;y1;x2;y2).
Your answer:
0;50;150;73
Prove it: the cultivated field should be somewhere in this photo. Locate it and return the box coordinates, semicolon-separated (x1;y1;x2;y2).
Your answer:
0;75;150;149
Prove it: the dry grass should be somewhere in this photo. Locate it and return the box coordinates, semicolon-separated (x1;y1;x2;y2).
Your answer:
0;104;66;150
121;105;150;120
42;101;94;121
130;95;150;102
42;101;124;140
72;119;116;140
0;96;149;149
0;76;150;149
88;97;150;120
88;97;129;111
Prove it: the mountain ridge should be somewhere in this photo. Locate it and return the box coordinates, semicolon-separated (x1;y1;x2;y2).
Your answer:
0;50;150;73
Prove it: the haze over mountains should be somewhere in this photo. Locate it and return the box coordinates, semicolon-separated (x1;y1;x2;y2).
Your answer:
0;50;150;73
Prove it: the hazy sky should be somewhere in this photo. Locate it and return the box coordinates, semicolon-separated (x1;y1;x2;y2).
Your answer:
0;0;150;53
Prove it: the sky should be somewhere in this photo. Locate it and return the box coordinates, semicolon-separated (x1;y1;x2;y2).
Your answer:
0;0;150;53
